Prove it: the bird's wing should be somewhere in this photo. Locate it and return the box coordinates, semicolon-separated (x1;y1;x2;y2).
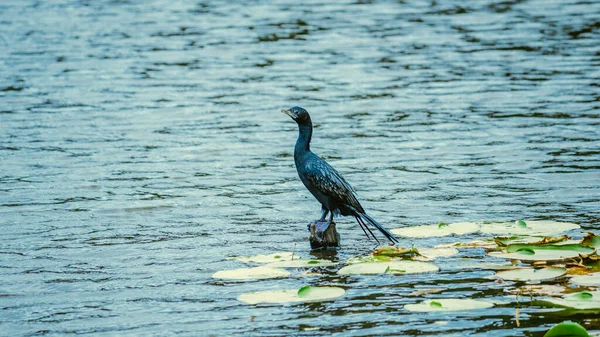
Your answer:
304;157;363;210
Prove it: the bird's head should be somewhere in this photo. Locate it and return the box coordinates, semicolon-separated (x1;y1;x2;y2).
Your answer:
281;106;311;124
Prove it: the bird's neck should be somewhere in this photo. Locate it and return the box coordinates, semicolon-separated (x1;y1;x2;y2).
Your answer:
294;122;312;157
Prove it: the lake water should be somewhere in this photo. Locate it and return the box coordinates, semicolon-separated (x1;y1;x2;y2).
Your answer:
1;0;599;336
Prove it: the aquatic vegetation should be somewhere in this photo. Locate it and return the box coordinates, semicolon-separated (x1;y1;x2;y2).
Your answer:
237;286;345;304
224;223;598;337
392;220;581;238
540;291;600;311
338;261;439;275
391;222;479;238
571;274;600;287
489;244;594;262
544;322;590;337
480;221;580;236
495;267;566;282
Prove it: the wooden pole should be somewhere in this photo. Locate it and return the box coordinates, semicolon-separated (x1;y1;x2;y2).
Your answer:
308;220;340;250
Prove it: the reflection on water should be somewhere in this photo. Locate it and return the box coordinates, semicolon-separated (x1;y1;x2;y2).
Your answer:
1;0;599;336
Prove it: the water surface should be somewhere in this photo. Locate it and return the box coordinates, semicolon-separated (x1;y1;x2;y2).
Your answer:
1;0;599;336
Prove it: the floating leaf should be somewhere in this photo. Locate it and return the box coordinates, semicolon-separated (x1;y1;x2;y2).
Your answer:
391;222;479;238
373;246;418;257
507;244;592;254
516;220;528;228
266;259;337;268
238;286;345;304
230;252;294;263
494;235;575;248
516;248;535;255
338;261;439;275
345;255;393;264
489;244;594;262
480;221;580;236
496;267;566;282
581;233;600;249
544;321;590;337
436;239;497;249
572;292;594;300
404;299;494;312
541;291;600;310
212;266;290;280
570;274;600;287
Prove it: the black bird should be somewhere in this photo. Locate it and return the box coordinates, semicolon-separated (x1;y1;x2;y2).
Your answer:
281;106;399;244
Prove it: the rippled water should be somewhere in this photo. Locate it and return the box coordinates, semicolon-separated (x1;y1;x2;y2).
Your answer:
1;0;599;336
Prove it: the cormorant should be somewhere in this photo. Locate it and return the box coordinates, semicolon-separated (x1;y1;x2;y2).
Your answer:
281;106;399;244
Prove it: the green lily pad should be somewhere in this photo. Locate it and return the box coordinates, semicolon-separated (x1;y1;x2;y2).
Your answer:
541;291;600;310
266;259;337;268
570;274;600;287
496;267;566;281
404;299;494;312
489;244;594;262
544;321;590;337
390;222;479;238
338;261;439;275
212;266;290;280
237;286;345;304
230;252;294;263
480;220;580;236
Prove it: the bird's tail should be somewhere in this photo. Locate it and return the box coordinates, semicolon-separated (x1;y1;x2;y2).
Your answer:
359;213;399;244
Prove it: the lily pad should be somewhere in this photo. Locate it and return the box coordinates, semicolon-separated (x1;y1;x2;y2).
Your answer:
212;266;290;280
496;267;566;281
338;261;439;275
541;291;600;310
544;322;590;337
489;244;594;262
266;259;337;268
230;252;294;263
373;246;419;257
345;255;394;264
582;233;600;249
571;274;600;287
404;299;494;312
481;220;580;236
390;222;479;238
237;286;345;304
436;239;498;249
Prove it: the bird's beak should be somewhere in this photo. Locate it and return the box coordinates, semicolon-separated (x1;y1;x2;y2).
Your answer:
281;109;296;119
